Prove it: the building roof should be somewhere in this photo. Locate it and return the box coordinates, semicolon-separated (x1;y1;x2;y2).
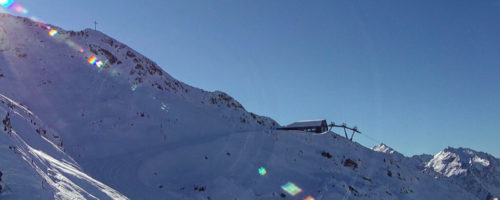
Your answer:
284;119;327;128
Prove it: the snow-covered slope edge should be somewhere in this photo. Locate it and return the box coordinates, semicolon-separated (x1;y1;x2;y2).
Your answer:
0;93;128;199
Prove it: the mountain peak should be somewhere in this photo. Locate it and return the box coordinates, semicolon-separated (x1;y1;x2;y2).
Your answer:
425;147;500;199
425;147;496;177
372;143;396;154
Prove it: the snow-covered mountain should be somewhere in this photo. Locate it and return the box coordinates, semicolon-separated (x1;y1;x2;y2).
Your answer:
371;143;500;200
425;147;500;200
372;143;397;155
0;14;498;199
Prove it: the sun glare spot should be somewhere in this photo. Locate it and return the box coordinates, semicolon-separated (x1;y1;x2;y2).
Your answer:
258;167;267;176
95;60;104;68
13;4;26;14
49;29;58;37
303;196;315;200
87;56;105;68
281;182;302;196
88;56;97;65
0;0;14;8
160;103;168;111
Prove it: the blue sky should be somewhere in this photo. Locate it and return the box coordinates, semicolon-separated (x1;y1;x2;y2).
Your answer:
3;0;500;157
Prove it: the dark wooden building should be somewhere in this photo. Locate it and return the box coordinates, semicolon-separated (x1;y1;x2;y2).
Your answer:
277;119;328;133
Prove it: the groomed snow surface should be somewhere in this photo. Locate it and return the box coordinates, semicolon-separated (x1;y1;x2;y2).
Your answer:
0;14;498;199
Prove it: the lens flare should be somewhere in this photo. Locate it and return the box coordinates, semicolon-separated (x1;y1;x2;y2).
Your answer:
66;40;75;46
258;167;267;176
13;4;21;11
160;103;168;111
0;0;14;8
281;182;302;196
64;40;85;53
303;196;315;200
49;29;58;37
4;1;124;91
89;56;101;67
13;4;27;14
30;16;41;22
87;56;105;68
95;60;104;68
131;85;138;91
3;0;111;76
88;56;97;65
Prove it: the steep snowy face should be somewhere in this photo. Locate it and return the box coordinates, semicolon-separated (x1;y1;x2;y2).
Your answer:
0;13;277;199
0;14;276;158
425;147;500;199
0;91;128;199
426;148;468;177
426;147;496;177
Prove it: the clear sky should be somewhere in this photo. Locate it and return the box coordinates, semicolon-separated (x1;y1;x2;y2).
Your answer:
3;0;499;157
